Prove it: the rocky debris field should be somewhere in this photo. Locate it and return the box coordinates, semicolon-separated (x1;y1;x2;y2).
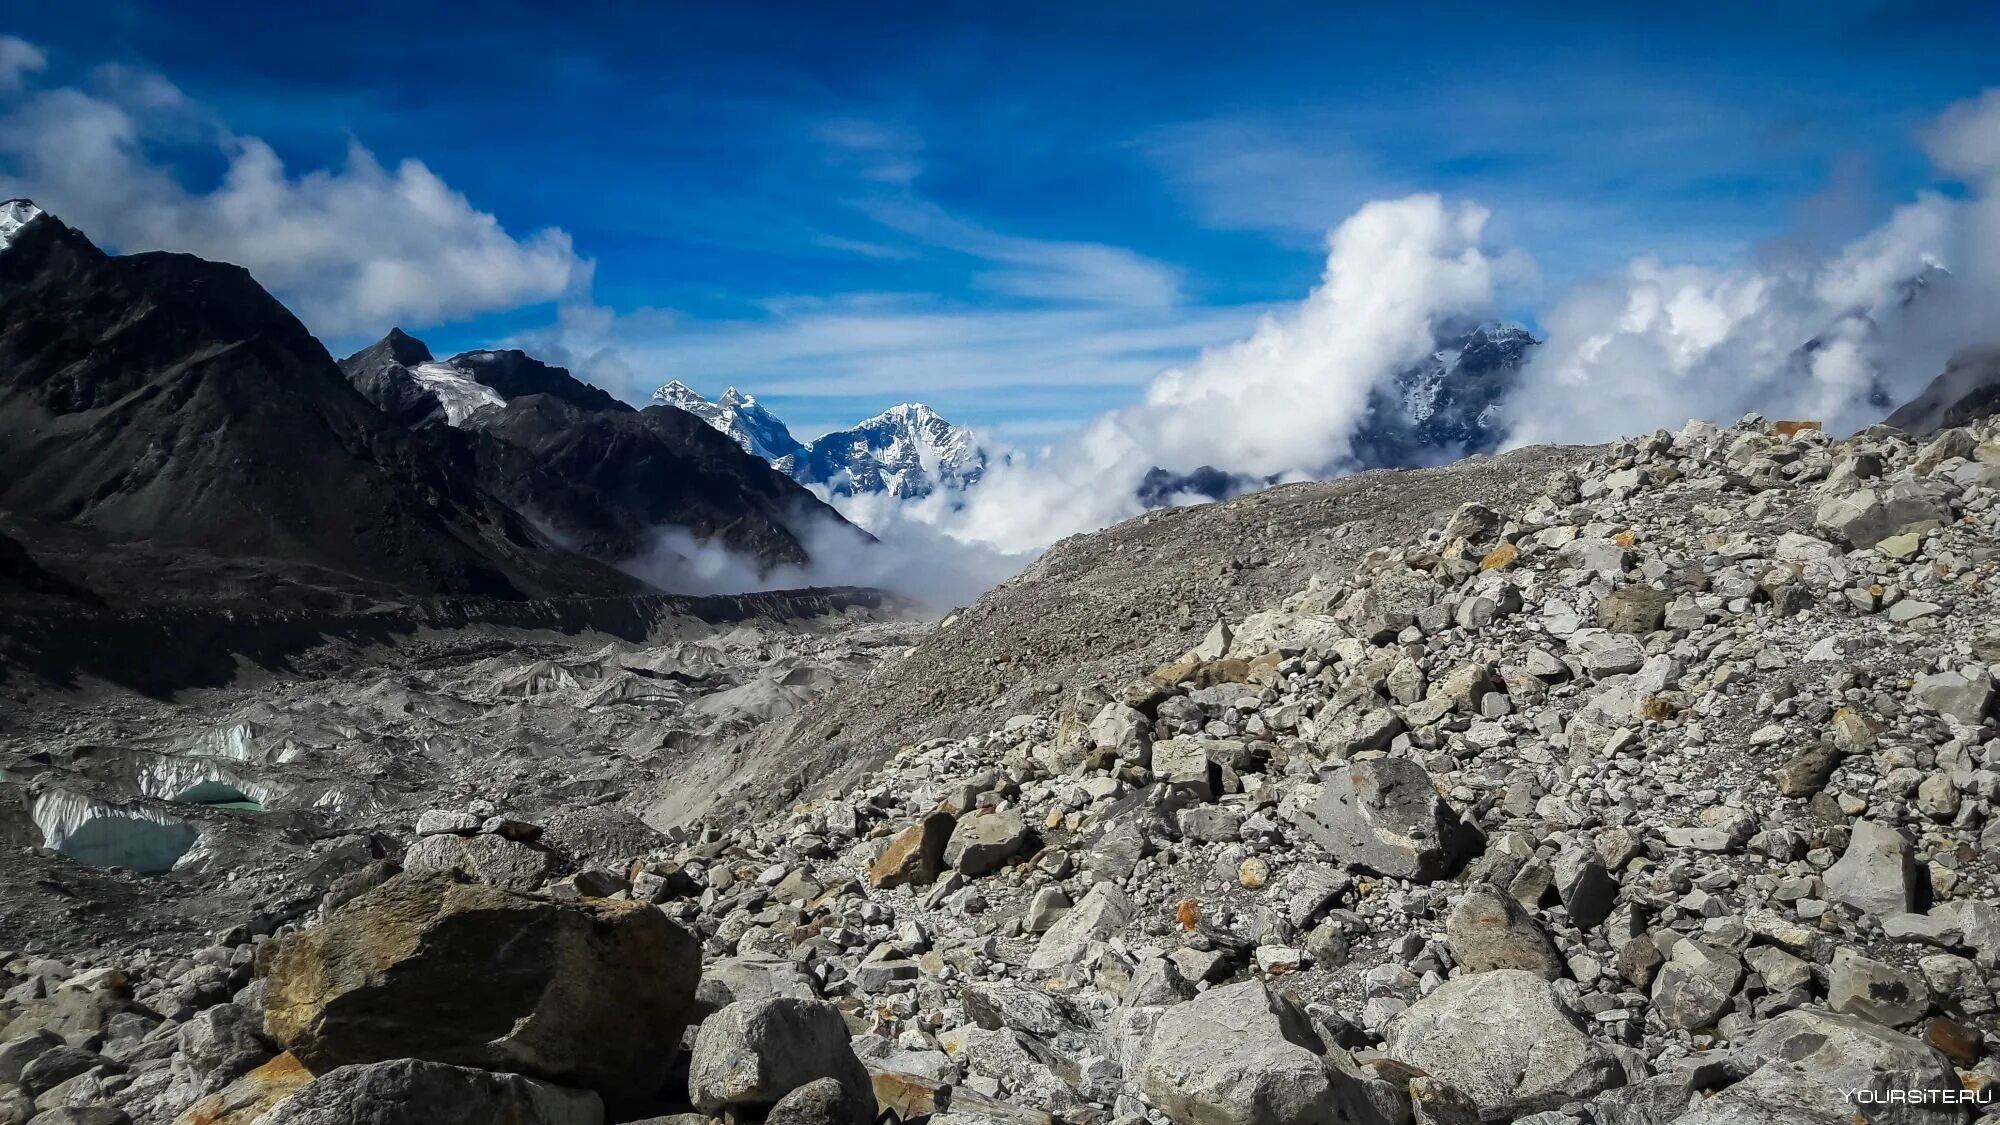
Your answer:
719;442;1588;827
7;413;2000;1124
0;610;922;958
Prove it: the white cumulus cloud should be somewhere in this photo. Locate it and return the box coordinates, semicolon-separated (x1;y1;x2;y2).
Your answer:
1505;86;2000;446
0;48;586;334
0;36;44;91
855;194;1511;555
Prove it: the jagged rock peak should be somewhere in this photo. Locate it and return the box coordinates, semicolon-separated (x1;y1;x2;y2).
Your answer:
378;326;435;366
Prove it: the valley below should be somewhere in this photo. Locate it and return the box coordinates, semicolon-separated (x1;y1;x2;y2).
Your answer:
0;587;922;959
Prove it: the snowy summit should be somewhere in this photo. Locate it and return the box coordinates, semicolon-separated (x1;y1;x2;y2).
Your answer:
652;383;989;500
651;381;805;463
0;199;45;252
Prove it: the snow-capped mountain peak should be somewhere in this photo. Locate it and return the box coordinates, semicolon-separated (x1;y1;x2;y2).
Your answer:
792;401;987;500
1344;320;1538;471
0;199;46;252
652;379;708;411
650;380;803;462
646;381;986;500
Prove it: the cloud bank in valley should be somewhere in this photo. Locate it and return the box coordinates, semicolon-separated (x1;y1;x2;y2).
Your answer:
0;36;586;335
625;508;1037;612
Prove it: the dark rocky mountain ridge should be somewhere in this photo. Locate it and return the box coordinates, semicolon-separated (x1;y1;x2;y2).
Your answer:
338;330;855;568
1887;346;2000;434
0;205;638;602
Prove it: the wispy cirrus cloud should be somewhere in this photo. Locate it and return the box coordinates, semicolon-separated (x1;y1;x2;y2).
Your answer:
529;115;1217;438
860;198;1182;309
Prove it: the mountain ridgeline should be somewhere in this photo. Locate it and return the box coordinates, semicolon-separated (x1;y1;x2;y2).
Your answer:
655;382;991;501
0;200;848;609
335;335;848;569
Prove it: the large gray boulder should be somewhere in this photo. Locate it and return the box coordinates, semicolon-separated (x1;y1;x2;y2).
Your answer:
1383;970;1621;1118
1567;629;1646;677
1727;1009;1962;1125
1669;1060;1874;1125
766;1077;864;1125
1028;883;1135;971
1087;702;1153;765
944;810;1029;877
1651;939;1744;1031
1823;821;1917;917
1814;482;1951;549
1293;758;1476;882
257;1058;602;1125
261;871;698;1112
1136;980;1392;1125
171;1002;275;1097
401;832;554;891
1828;949;1930;1028
960;983;1086;1040
1445;883;1561;979
687;998;872;1124
1910;669;1994;726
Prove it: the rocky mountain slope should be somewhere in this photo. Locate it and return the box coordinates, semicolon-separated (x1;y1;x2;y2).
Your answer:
341;333;847;569
8;409;1998;1124
1890;348;2000;436
0;203;637;602
1348;322;1537;469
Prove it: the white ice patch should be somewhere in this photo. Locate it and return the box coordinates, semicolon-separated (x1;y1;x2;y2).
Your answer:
32;790;198;875
0;198;43;251
136;754;274;806
409;361;506;426
188;721;262;763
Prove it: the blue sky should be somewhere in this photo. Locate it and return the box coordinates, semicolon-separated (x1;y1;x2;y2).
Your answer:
3;0;1996;438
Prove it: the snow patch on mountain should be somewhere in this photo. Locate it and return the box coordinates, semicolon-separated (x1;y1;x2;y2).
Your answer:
652;381;804;462
407;361;507;426
0;198;44;251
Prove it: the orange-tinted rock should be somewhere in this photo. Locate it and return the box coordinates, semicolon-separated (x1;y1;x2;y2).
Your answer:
867;812;955;889
173;1052;313;1125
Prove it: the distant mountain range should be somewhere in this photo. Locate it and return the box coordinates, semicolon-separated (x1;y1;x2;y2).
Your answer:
653;382;989;501
1350;321;1538;469
0;198;846;605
